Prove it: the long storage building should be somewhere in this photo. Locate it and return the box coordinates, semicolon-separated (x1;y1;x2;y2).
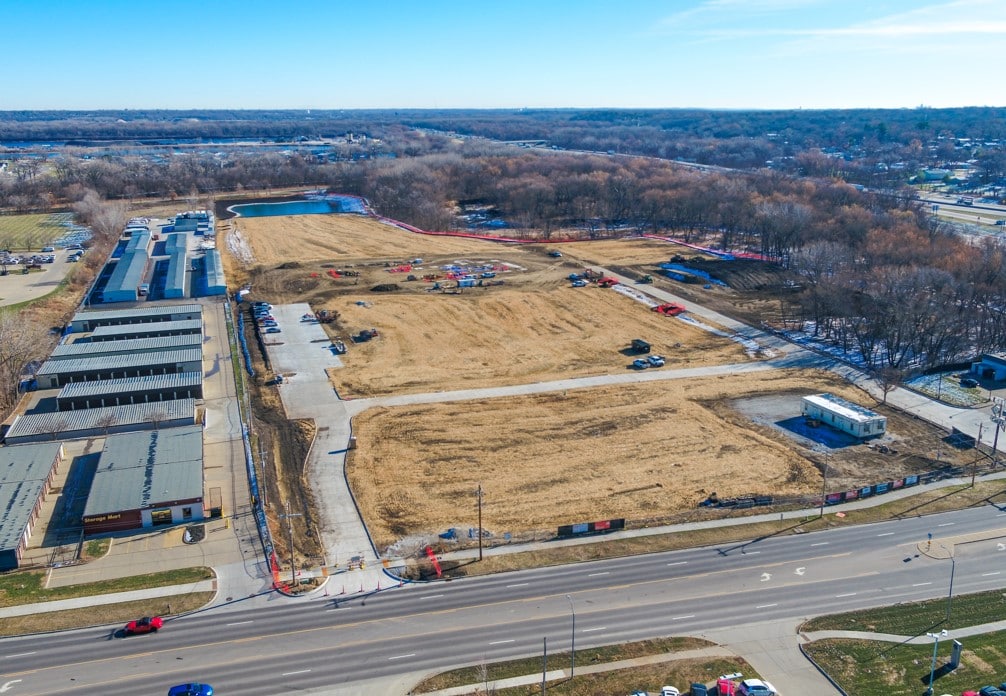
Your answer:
56;373;204;411
86;318;203;342
70;304;202;333
4;399;197;444
34;349;203;390
50;334;202;361
0;443;65;570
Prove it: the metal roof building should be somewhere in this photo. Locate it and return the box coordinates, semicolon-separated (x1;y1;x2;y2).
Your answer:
70;304;202;333
51;334;202;361
171;210;213;232
4;399;197;444
87;319;203;342
103;229;151;303
35;349;203;389
0;443;65;570
204;249;227;296
83;426;205;534
164;233;189;299
57;373;203;411
801;393;887;439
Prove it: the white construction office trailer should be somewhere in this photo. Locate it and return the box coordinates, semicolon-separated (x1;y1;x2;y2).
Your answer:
801;393;887;439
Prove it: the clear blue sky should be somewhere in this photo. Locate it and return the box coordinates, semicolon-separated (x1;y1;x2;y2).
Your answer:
2;0;1003;110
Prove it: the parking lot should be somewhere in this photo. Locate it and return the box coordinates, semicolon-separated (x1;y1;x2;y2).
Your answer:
0;251;79;307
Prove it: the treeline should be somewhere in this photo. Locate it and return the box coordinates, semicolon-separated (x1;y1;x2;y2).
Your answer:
2;114;1006;374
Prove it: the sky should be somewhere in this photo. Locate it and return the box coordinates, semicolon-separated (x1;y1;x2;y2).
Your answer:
2;0;1004;111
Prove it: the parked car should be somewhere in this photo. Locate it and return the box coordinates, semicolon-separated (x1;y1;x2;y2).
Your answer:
632;358;650;370
265;327;282;334
41;246;54;252
124;616;163;635
647;355;665;367
571;279;588;287
737;678;777;696
689;684;709;696
547;250;563;257
961;377;979;388
167;684;213;696
661;687;681;696
978;688;1006;696
631;338;651;353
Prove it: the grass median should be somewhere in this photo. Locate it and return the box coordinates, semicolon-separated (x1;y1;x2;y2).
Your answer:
411;637;747;694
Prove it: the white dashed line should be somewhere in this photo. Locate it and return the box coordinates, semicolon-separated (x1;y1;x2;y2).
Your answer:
506;583;528;588
666;561;688;566
983;571;1002;577
671;615;695;621
4;652;35;658
912;582;932;587
582;627;607;633
811;542;829;547
389;654;416;661
876;532;894;537
421;594;444;600
588;572;610;577
226;621;253;626
282;670;311;676
490;639;515;645
938;522;955;527
835;593;857;598
756;603;778;609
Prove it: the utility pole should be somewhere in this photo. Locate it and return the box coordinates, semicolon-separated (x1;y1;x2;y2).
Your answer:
258;444;269;507
280;504;302;588
819;455;829;518
477;482;484;561
566;594;575;679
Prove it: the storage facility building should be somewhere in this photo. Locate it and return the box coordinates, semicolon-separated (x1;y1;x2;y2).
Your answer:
204;249;227;296
70;304;202;333
4;399;197;444
164;233;189;299
172;210;213;233
801;393;887;439
86;319;203;342
102;229;151;303
50;334;202;361
34;348;203;389
82;426;205;535
971;354;1006;381
57;373;204;411
0;443;64;571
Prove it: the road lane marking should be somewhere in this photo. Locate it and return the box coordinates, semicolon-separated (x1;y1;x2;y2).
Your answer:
421;594;444;600
490;639;515;645
226;621;253;626
3;653;34;658
671;615;695;620
756;604;777;609
588;572;610;577
282;669;311;676
388;654;416;660
912;582;932;587
743;551;761;555
938;523;955;527
506;583;528;588
876;532;894;537
666;561;688;566
836;592;857;598
582;627;607;633
811;542;829;547
983;571;1001;576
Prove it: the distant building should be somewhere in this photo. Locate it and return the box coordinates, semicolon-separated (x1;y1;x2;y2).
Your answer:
801;393;886;439
972;354;1006;381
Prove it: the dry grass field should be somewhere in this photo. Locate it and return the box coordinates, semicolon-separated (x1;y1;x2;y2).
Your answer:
327;281;750;397
218;209;959;554
348;371;906;551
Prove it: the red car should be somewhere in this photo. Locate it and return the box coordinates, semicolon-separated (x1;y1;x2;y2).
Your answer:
124;616;163;635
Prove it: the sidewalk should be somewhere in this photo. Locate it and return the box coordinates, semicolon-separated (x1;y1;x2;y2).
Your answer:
0;579;217;619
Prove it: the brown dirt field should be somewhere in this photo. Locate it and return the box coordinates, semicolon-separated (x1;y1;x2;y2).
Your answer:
556;237;714;267
327;281;751;398
348;369;953;552
233;214;517;265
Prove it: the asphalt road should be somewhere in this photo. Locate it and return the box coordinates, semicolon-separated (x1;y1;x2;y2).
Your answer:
4;505;1006;695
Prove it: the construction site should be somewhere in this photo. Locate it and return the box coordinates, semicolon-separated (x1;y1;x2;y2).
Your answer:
218;209;968;559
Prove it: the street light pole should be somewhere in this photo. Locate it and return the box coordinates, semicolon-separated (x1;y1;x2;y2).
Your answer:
926;629;948;696
819;456;829;518
565;594;575;679
280;504;302;588
476;482;483;561
946;554;956;625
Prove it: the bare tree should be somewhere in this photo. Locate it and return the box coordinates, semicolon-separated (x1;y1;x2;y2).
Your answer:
0;310;48;419
146;408;169;431
95;412;119;437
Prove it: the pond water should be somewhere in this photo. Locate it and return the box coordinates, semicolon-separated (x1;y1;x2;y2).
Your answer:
229;196;366;218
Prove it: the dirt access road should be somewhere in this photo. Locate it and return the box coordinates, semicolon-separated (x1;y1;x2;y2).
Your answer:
222;211;961;554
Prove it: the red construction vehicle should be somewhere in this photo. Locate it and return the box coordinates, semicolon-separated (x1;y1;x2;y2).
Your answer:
652;303;686;316
597;277;619;288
